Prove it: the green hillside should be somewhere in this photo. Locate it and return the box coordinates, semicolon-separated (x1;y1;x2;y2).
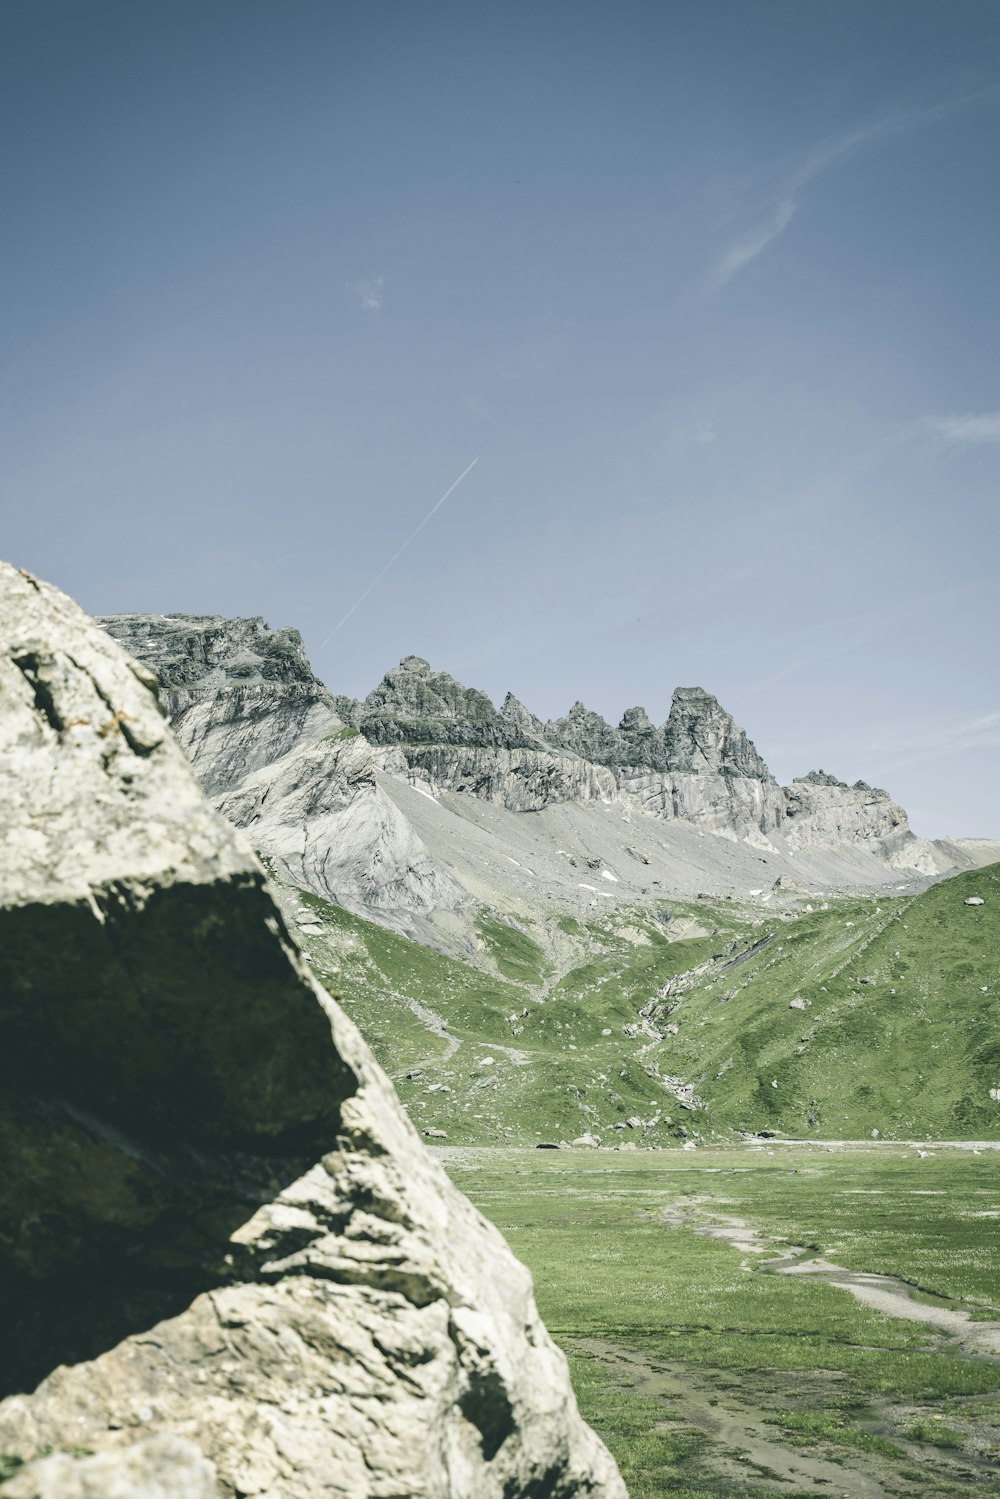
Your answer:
285;862;999;1145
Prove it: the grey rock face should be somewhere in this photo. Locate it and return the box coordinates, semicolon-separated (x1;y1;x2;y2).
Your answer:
357;656;533;749
621;768;786;842
662;687;772;779
544;701;623;764
0;564;625;1499
98;616;464;936
401;744;619;812
499;691;550;748
780;771;942;873
782;773;907;849
218;729;463;923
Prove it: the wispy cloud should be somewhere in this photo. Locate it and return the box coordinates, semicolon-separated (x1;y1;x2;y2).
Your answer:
357;276;384;312
703;99;980;294
864;711;1000;778
705;197;796;293
921;412;1000;447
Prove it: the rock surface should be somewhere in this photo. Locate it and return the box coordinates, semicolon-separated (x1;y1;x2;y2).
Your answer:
0;565;625;1499
99;616;465;940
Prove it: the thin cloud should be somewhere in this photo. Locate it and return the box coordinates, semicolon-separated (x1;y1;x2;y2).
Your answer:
921;412;1000;447
703;99;982;294
705;197;795;293
357;276;384;312
864;711;1000;778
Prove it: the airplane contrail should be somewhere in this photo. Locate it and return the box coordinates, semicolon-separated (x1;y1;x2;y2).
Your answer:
317;457;480;651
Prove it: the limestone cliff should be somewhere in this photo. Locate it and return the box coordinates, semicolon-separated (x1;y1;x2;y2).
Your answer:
781;769;938;872
0;563;625;1499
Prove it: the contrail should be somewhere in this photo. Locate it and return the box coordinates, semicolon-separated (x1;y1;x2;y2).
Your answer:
317;457;479;651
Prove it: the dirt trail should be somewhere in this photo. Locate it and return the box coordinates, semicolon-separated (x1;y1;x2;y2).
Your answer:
662;1202;1000;1359
579;1337;892;1497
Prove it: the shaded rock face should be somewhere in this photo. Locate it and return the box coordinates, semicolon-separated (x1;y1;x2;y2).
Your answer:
99;617;464;936
0;565;625;1499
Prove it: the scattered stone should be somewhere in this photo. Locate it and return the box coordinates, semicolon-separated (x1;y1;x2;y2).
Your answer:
626;1116;642;1129
789;997;811;1010
965;896;985;906
571;1134;601;1148
421;1128;448;1138
476;1056;495;1067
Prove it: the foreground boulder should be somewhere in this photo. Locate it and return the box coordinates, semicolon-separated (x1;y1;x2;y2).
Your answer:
0;564;624;1498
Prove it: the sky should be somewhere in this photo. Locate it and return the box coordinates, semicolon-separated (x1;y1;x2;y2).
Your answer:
2;0;998;837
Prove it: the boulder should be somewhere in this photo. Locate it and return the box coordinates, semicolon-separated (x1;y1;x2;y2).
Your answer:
0;564;624;1499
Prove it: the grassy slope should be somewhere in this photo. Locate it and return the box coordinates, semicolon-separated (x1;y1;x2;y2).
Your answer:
289;862;999;1144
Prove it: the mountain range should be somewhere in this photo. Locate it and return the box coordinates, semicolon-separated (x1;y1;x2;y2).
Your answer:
98;613;998;959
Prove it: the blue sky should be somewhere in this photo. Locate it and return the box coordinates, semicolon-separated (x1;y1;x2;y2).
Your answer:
3;1;998;835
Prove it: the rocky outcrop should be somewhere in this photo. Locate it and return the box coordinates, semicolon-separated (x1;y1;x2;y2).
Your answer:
354;656;535;750
780;770;939;872
544;701;623;763
0;564;625;1499
99;617;464;936
783;771;907;850
662;687;772;779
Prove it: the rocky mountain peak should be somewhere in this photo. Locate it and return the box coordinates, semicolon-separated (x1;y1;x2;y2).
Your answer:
99;613;317;699
663;686;772;780
357;658;531;749
545;701;620;762
619;705;654;732
500;692;549;746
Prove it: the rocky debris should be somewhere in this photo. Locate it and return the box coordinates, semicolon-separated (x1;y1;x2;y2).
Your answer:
99;617;464;939
0;565;625;1499
965;896;985;906
789;997;811;1010
570;1133;601;1148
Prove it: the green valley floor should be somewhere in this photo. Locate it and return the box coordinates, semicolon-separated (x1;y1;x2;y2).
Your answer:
443;1145;1000;1498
